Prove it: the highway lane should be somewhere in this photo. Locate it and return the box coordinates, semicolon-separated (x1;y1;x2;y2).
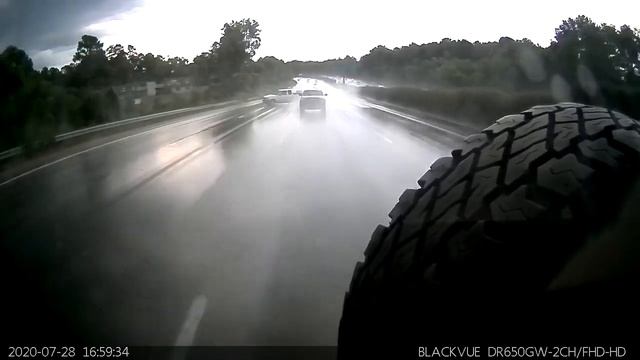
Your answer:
3;79;464;345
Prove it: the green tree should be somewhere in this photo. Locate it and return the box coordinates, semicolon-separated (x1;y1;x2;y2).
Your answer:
550;16;625;92
40;66;64;85
191;51;214;84
211;18;261;76
140;53;170;80
611;25;640;84
1;46;35;149
68;35;110;87
0;46;61;151
167;56;189;77
106;44;134;84
73;35;105;63
126;45;143;74
0;46;34;97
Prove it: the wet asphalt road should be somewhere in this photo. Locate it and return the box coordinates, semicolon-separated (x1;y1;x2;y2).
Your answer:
3;79;463;345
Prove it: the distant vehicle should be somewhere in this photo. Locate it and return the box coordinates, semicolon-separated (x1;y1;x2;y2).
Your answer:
299;89;326;116
263;89;295;105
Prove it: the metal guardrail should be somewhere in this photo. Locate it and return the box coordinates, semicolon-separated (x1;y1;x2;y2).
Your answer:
0;99;261;162
54;100;240;142
0;147;22;161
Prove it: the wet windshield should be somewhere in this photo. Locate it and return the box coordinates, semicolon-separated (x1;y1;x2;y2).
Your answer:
1;0;639;356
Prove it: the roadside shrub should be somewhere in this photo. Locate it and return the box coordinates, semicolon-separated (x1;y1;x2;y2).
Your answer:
359;85;640;128
594;86;640;120
360;86;553;127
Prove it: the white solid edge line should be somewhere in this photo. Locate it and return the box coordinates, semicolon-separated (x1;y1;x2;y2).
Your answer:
365;102;465;139
0;103;258;187
174;295;208;348
0;117;210;187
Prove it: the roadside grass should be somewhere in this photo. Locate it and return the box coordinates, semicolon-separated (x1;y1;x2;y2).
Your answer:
359;86;554;128
359;85;640;129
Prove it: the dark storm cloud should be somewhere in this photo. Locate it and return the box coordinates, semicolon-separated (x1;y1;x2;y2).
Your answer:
0;0;141;66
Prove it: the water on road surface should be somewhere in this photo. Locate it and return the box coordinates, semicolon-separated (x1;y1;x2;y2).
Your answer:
2;79;463;345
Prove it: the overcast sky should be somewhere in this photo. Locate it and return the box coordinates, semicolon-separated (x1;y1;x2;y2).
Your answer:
1;0;639;69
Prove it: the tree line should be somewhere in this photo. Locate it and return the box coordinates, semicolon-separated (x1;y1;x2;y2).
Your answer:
317;15;639;123
43;19;270;89
327;16;640;115
1;18;295;153
1;15;639;154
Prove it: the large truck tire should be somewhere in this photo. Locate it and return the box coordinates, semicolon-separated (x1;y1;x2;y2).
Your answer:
338;103;640;358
